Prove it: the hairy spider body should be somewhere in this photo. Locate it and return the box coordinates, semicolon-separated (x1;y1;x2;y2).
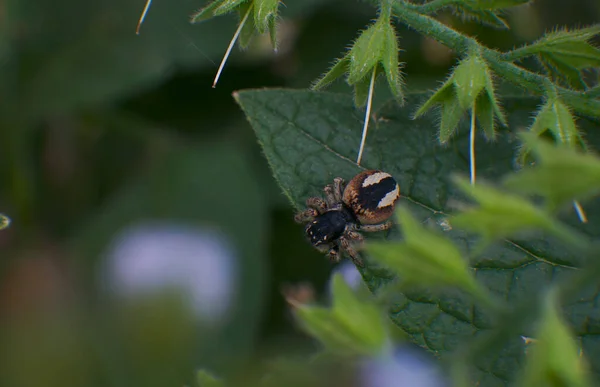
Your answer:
295;170;400;267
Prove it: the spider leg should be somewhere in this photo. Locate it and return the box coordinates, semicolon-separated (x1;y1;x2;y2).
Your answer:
333;177;345;203
324;185;337;208
360;221;393;233
294;208;319;223
327;246;342;263
306;197;328;213
294;197;328;223
339;233;364;267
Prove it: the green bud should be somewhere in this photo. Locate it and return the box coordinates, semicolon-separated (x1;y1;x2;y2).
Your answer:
348;22;387;85
253;0;279;34
453;54;488;109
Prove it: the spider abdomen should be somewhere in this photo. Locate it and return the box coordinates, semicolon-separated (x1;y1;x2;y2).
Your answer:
343;170;400;225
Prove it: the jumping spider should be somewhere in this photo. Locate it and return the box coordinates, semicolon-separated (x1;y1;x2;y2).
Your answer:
294;170;400;267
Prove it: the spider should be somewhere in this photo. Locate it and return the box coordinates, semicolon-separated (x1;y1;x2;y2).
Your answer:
294;170;400;267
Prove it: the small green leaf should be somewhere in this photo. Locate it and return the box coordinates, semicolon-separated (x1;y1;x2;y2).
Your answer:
476;93;496;140
541;54;588;90
268;13;277;51
483;69;507;127
452;176;585;247
295;274;387;355
504;134;600;211
253;0;279;34
311;56;350;90
463;0;531;10
191;0;225;23
238;3;256;49
518;289;592;387
197;370;224;387
348;22;387;85
381;23;403;101
455;7;509;29
453;54;488;109
330;274;387;352
215;0;249;15
368;207;480;296
0;214;10;230
529;98;584;148
353;70;373;107
439;94;465;143
414;78;455;118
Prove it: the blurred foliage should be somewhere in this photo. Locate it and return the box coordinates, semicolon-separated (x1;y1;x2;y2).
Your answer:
0;0;599;386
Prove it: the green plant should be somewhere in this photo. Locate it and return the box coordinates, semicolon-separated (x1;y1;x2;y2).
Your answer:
182;0;600;385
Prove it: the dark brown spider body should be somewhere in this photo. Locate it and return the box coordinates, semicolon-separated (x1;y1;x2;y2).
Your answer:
295;170;400;266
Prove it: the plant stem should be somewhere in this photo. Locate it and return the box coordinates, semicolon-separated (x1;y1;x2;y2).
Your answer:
404;0;462;14
213;6;252;88
356;68;377;165
573;200;588;223
470;102;477;185
136;0;153;35
391;3;599;114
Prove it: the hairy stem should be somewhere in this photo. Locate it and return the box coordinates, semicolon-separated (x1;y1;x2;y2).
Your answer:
357;68;378;165
404;0;462;14
392;3;598;112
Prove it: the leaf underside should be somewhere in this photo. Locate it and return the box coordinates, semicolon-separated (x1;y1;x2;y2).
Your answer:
234;89;600;387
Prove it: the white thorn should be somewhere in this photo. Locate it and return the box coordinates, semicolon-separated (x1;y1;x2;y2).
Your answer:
212;7;251;88
573;200;588;223
136;0;153;35
470;101;477;185
356;68;377;166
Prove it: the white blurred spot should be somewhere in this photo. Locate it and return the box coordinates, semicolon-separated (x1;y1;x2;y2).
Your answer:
361;345;448;387
437;217;452;231
101;222;237;323
327;261;363;298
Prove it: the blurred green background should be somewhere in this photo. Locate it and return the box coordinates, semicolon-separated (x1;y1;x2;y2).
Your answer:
1;0;599;386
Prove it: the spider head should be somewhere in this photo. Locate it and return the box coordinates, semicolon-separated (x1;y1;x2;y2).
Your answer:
305;207;355;246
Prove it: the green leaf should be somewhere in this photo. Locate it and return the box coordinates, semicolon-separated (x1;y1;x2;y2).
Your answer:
238;3;257;49
452;176;586;247
330;274;388;352
454;7;509;29
476;93;496;140
295;274;387;355
518;289;592;387
528;97;584;148
453;54;488;109
253;0;279;34
504;134;600;211
215;0;248;16
197;370;224;387
381;23;403;101
368;207;481;296
439;93;465;143
353;71;373;108
234;89;600;385
462;0;531;11
191;0;225;23
348;22;386;85
413;78;455;118
311;56;350;90
541;53;588;90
